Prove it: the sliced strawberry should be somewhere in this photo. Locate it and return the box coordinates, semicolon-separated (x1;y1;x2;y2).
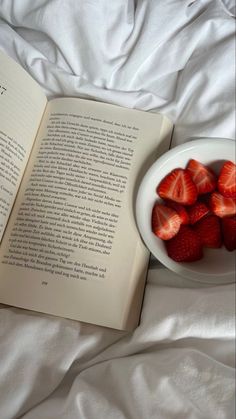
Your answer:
165;201;189;225
151;203;181;240
186;159;217;195
157;168;197;205
221;216;236;251
210;192;236;218
188;201;210;225
194;215;222;248
218;160;236;199
165;225;203;262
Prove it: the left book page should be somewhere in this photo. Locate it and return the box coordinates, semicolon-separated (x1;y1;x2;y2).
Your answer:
0;51;47;241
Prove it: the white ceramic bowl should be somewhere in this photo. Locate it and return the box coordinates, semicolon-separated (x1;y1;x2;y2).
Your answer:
136;138;236;284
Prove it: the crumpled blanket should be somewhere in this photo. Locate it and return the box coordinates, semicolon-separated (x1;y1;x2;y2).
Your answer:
0;1;235;418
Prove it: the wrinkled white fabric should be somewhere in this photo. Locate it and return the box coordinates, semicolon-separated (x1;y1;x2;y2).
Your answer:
0;1;235;418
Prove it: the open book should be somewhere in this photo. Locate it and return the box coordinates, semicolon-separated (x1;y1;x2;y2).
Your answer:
0;51;173;330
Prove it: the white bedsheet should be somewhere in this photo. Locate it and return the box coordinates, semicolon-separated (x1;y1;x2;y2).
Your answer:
0;1;235;418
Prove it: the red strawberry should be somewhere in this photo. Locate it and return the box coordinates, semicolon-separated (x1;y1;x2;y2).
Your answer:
218;160;236;199
157;168;197;205
165;225;203;262
221;216;236;251
188;201;210;224
187;159;217;195
165;201;189;225
151;203;181;240
210;192;236;218
194;215;222;248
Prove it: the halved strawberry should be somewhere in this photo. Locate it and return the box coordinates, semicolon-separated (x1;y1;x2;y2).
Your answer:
186;159;217;195
221;216;236;251
188;201;210;225
210;192;236;218
165;225;203;262
165;201;189;225
157;168;197;205
218;160;236;199
194;215;222;248
151;203;181;240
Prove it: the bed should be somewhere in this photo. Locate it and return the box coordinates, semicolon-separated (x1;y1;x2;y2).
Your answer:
0;1;235;418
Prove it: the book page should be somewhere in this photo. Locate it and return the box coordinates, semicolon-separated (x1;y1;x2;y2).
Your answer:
0;51;47;241
0;98;172;329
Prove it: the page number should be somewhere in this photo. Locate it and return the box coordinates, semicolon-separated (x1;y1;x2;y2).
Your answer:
41;281;48;286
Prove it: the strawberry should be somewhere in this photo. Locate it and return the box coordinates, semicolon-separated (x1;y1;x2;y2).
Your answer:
151;203;181;240
221;216;236;251
210;192;236;218
165;225;203;262
165;201;189;225
188;201;210;224
157;168;197;205
218;160;236;199
186;159;217;195
194;215;222;248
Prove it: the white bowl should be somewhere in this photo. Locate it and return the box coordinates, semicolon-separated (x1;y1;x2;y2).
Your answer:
135;138;236;284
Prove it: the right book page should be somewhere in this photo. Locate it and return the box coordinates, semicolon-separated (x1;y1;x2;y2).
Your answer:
0;97;173;330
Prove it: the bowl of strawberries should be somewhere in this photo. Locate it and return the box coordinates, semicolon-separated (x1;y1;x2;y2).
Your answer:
136;138;236;283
